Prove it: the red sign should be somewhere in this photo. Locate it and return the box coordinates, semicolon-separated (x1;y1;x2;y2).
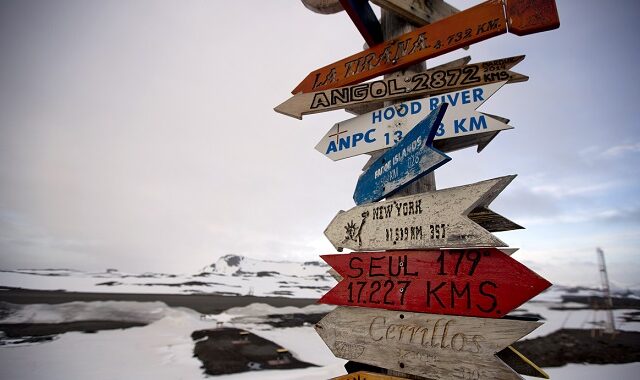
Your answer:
319;249;550;318
292;0;559;94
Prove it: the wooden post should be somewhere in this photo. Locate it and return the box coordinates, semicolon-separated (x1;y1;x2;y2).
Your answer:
382;6;436;197
383;7;430;379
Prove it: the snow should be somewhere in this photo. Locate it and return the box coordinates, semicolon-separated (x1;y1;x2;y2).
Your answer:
0;300;638;380
524;363;640;380
0;255;335;298
0;301;171;324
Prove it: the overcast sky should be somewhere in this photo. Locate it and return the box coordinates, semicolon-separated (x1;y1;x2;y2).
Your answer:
1;0;638;288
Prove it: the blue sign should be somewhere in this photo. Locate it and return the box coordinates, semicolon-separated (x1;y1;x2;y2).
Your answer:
353;104;451;205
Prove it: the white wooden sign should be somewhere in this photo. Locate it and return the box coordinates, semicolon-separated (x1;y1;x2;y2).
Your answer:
316;307;541;380
316;81;510;161
324;175;520;251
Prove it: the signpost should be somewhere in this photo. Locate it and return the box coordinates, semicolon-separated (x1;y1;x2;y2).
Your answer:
275;56;527;119
326;175;521;251
318;249;551;318
353;104;450;205
280;1;559;378
317;81;511;161
315;307;542;380
292;0;559;93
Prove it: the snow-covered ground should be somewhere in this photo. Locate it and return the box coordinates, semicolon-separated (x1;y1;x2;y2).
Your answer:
0;254;334;298
0;299;638;380
1;256;639;379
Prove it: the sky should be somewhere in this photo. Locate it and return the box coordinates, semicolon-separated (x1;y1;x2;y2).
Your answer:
0;0;638;287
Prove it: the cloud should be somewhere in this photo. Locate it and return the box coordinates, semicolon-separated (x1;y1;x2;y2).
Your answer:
602;142;640;158
517;206;640;226
529;182;616;199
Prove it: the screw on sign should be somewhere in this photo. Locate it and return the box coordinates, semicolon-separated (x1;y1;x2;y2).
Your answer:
352;104;451;205
316;81;512;161
316;307;542;380
275;55;528;119
292;0;559;94
326;176;521;251
319;249;551;318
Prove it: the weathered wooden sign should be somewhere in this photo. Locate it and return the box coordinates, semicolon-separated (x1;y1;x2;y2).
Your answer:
339;0;384;47
318;249;551;318
316;307;541;380
317;81;511;161
292;0;559;93
275;56;527;119
332;371;409;380
353;104;450;205
326;175;521;251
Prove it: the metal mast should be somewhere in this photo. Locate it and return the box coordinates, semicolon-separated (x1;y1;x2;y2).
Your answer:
596;247;615;333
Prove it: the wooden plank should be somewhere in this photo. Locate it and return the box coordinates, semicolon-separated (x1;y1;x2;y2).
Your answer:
301;0;344;14
318;249;551;318
497;346;549;379
353;104;450;205
505;0;560;36
315;307;541;380
316;81;511;161
340;0;384;47
370;0;460;26
275;56;527;119
468;206;523;232
332;370;411;380
343;56;473;116
324;175;517;251
293;1;508;93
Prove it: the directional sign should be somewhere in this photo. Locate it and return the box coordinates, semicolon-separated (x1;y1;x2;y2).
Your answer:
332;371;409;380
339;0;384;47
274;56;527;119
318;249;551;318
316;307;541;380
325;175;520;251
317;81;511;161
353;104;450;205
292;0;558;93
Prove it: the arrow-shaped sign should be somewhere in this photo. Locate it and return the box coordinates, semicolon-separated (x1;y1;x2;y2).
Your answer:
319;249;551;318
317;81;511;161
353;104;450;205
292;0;558;93
316;307;541;380
275;56;527;119
326;175;521;251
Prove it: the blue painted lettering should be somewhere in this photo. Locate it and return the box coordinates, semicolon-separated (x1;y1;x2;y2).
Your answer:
352;133;364;146
365;129;376;143
384;107;394;120
411;101;422;114
461;91;470;104
454;119;468;134
372;110;382;124
472;88;484;102
430;97;439;110
469;115;487;131
326;141;337;154
436;123;445;137
339;136;351;150
396;103;408;117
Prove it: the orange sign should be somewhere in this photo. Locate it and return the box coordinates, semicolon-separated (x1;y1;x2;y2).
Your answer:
292;0;559;94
